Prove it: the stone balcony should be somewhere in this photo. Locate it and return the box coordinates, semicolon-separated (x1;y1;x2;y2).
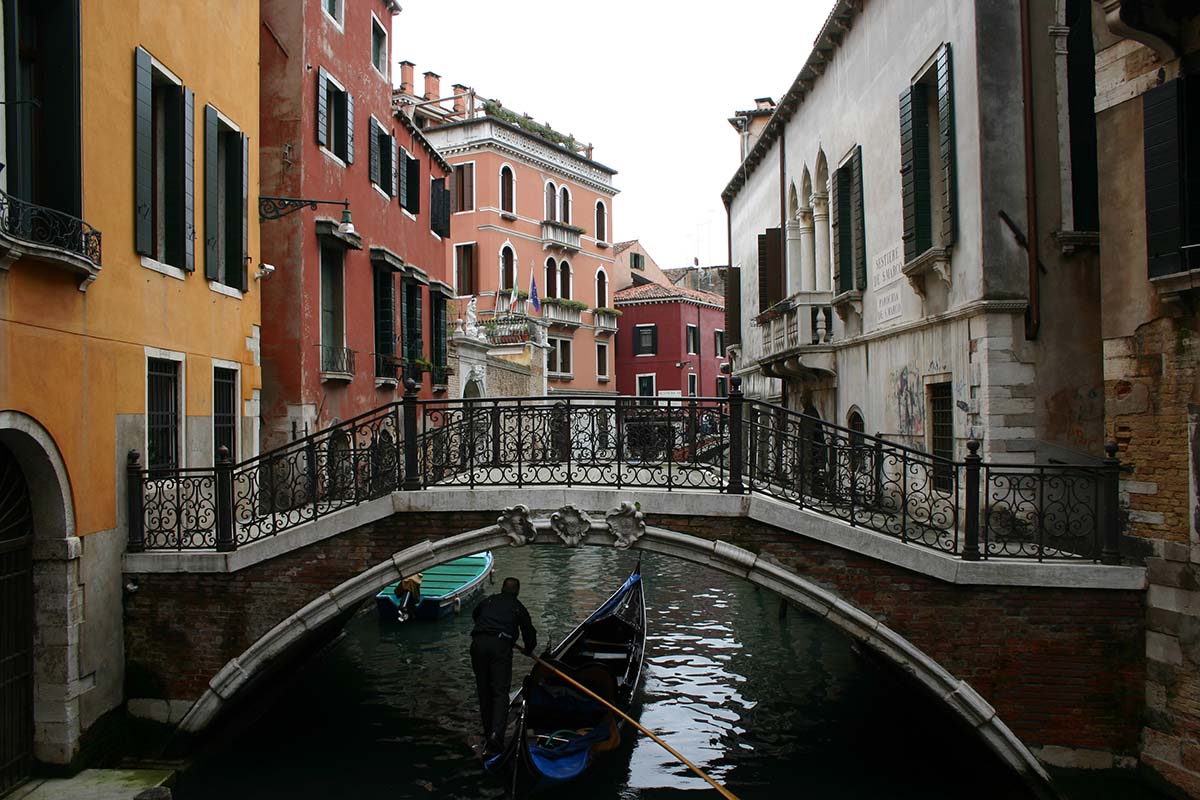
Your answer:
541;301;583;328
756;291;835;377
593;310;619;334
541;220;581;252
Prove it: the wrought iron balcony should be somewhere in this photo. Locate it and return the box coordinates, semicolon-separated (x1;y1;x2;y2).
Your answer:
757;292;835;377
541;220;581;252
375;352;399;382
485;313;534;346
319;345;355;379
0;189;102;288
431;364;450;386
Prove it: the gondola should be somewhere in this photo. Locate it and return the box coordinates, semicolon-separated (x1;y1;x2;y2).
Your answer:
485;559;646;793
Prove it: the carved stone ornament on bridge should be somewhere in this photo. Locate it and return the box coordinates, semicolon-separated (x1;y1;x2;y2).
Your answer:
606;502;645;549
497;504;536;546
550;505;592;547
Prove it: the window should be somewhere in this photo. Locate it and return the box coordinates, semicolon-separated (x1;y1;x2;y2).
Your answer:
900;45;956;264
757;227;784;312
688;373;698;397
1144;74;1200;277
686;324;699;355
204;106;248;290
544;258;558;299
322;0;343;26
316;68;353;163
147;357;181;471
213;366;238;461
714;329;726;357
544;181;556;221
595;201;607;242
559;260;572;299
430;177;451;237
455;243;476;295
369;118;395;195
401;278;424;381
596;342;609;379
630;252;644;270
848;409;866;471
559;186;571;224
500;165;515;214
548;337;572;376
453;162;474;212
928;381;953;491
320;244;346;371
398;148;420;213
431;293;448;380
499;246;515;292
636;373;656;403
371;15;388;77
134;49;191;269
633;324;657;356
595;270;608;308
831;147;865;294
716;376;729;397
6;0;82;220
374;267;395;379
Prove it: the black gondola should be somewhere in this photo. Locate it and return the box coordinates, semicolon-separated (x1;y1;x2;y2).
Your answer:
484;558;646;793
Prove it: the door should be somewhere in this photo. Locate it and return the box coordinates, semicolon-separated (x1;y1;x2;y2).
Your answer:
0;443;34;794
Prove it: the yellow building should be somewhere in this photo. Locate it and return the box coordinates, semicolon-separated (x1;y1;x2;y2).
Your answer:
0;0;260;783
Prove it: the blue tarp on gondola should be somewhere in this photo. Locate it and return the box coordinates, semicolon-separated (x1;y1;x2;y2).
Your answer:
580;573;640;626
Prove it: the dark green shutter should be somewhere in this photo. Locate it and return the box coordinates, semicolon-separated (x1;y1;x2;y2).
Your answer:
204;105;220;280
182;87;195;270
345;92;354;164
900;86;917;263
399;277;409;362
650;325;657;355
134;47;153;254
389;135;398;197
726;266;741;346
1143;79;1184;278
834;166;854;294
830;170;842;291
441;182;452;236
415;285;424;360
398;147;409;207
406;155;421;214
375;267;394;361
936;43;956;247
368;118;380;186
430;177;441;232
901;84;931;262
850;146;866;289
316;67;329;147
757;232;770;312
239;133;249;292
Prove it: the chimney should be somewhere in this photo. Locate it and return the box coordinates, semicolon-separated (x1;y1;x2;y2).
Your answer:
694;257;699;266
399;61;414;95
452;84;468;115
423;71;441;101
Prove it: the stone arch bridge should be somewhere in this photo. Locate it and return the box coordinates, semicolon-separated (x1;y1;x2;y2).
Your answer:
122;387;1145;796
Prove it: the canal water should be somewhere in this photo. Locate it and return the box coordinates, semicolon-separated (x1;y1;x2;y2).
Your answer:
174;546;1155;799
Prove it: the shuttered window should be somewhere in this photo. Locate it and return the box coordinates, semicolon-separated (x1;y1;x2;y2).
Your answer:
431;294;448;373
453;162;474;212
832;159;862;295
204;106;248;290
757;227;783;311
456;243;477;295
316;68;353;163
725;266;741;346
901;44;956;264
633;324;657;356
374;267;395;378
430;177;451;237
1144;77;1199;277
135;48;190;267
401;278;424;380
369;119;393;194
850;146;867;289
399;149;421;213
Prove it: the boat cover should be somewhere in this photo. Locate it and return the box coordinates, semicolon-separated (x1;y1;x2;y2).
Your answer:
528;725;613;781
580;573;641;627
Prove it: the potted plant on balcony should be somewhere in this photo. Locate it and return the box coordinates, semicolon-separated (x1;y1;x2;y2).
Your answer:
592;306;622;317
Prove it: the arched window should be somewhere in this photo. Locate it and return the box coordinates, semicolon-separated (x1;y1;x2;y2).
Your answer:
500;246;515;291
544;257;558;298
559;260;571;299
500;165;515;213
559;186;571;225
544;181;557;221
595;269;608;308
848;408;866;471
595;201;607;243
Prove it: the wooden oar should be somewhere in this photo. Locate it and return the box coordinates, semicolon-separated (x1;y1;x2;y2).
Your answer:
517;650;741;800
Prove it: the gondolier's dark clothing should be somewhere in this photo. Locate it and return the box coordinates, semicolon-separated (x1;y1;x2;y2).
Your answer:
471;593;537;747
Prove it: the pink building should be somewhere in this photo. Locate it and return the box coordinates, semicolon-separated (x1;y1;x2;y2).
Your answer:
396;70;620;397
259;0;454;448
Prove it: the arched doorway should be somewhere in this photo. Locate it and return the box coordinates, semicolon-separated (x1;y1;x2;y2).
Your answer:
0;443;34;794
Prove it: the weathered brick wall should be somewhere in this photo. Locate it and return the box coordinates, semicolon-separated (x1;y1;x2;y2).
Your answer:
125;510;1144;756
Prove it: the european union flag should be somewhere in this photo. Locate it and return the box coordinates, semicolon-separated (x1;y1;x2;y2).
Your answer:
530;270;541;313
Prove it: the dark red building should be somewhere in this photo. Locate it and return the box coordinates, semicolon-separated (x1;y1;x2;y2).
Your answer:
614;282;727;399
259;0;454;448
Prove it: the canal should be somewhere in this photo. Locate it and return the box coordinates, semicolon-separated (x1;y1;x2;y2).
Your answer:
174;546;1157;799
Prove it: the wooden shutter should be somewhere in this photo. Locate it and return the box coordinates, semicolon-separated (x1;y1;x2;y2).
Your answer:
390;135;398;197
406;155;421;213
316;67;329;147
726;266;741;346
345;92;354;164
850;146;866;289
767;227;783;305
463;163;474;210
757;233;769;311
398;147;409;207
374;267;394;359
431;177;443;233
936;43;956;247
368;118;380;186
900;86;917;263
239;134;249;292
830;168;842;291
204;105;220;280
135;47;153;254
1144;79;1184;278
182;87;195;271
650;325;658;355
834;166;854;293
437;180;451;237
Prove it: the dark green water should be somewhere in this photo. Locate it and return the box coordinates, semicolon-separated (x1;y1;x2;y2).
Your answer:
174;547;1154;799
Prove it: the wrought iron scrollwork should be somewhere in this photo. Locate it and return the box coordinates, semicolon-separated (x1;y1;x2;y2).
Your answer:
0;189;102;266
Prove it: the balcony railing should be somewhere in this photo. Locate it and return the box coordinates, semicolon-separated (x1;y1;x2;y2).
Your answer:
760;293;834;358
486;313;534;345
542;301;582;327
594;310;619;333
0;189;102;283
375;352;399;381
319;345;355;377
541;220;581;252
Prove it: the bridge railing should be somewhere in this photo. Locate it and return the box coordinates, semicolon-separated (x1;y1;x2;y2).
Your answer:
124;378;1122;563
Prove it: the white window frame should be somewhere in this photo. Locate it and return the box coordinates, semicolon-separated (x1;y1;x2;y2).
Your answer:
558;184;572;225
636;372;657;397
453;241;477;295
634;323;656;356
596;341;609;381
498;241;516;292
369;114;392;199
142;54;185;278
499;163;517;215
319;71;349;167
207;106;245;298
594;199;608;243
144;346;187;470
211;359;242;466
322;0;345;30
594;266;609;308
319;244;348;357
370;12;388;79
544;179;557;221
686;324;699;355
548;336;573;378
688;373;698;397
398;146;416;220
544;257;558;299
714;329;726;359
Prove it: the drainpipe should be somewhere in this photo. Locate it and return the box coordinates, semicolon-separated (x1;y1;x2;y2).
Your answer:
1020;0;1040;340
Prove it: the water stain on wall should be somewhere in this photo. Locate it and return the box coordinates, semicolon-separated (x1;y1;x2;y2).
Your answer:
893;365;924;436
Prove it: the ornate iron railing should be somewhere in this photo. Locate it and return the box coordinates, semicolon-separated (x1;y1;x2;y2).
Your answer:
125;380;1122;562
0;189;102;266
319;345;355;375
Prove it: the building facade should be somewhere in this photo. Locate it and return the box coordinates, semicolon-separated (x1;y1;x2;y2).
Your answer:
258;0;454;450
1089;2;1200;794
0;0;262;782
725;0;1104;468
397;69;620;397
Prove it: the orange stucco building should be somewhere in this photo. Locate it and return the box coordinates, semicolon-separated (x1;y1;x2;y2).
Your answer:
0;0;261;780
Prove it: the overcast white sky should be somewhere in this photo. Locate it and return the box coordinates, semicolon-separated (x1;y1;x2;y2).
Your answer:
392;2;830;270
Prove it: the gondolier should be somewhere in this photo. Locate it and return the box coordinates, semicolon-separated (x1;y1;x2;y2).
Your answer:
470;577;537;755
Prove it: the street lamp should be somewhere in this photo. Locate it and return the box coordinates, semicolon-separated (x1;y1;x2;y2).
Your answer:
258;196;355;235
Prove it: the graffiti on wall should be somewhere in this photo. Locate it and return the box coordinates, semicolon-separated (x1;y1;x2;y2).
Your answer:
892;365;924;437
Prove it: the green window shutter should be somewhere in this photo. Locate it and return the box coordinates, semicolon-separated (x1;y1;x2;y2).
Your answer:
204;105;220;281
345;92;354;164
398;278;409;361
407;155;421;214
134;47;153;254
316;68;329;147
899;86;917;263
430;177;442;233
765;226;783;306
1143;78;1184;278
398;147;409;207
830;168;842;291
441;182;452;236
239;133;249;292
182;87;195;271
850;146;866;289
368;118;380;186
936;43;956;247
835;166;855;294
389;136;398;197
374;267;394;360
726;266;741;346
650;325;658;355
757;232;769;312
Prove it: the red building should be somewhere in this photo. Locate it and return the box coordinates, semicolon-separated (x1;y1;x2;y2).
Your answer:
614;282;727;399
258;0;454;447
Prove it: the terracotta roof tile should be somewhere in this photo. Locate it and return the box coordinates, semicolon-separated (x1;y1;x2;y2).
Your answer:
614;281;724;306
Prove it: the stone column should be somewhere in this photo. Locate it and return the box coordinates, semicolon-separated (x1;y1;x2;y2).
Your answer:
785;219;802;297
811;193;831;292
798;206;815;292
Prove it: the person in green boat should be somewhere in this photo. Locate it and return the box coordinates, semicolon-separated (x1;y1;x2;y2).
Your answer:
470;577;538;756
